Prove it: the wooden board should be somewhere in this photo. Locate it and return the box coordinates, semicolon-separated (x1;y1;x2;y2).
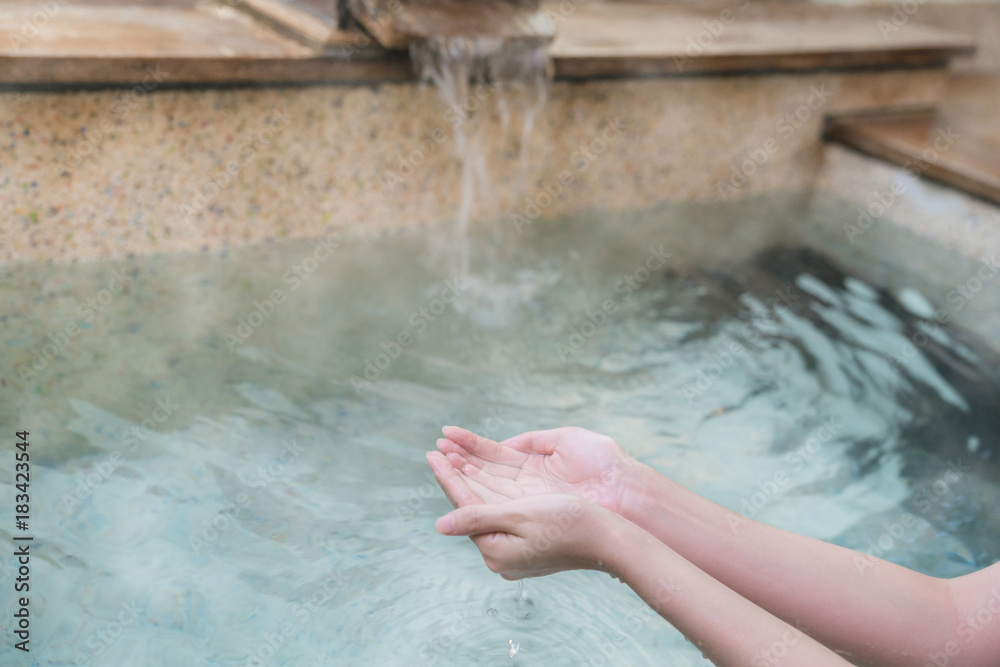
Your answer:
0;1;976;85
0;2;413;84
0;4;314;58
348;0;555;49
827;107;1000;206
549;1;975;77
228;0;352;48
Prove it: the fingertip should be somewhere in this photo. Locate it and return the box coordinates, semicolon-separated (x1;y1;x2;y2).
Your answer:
435;513;456;535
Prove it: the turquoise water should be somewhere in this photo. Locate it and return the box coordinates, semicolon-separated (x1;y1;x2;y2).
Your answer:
2;198;999;665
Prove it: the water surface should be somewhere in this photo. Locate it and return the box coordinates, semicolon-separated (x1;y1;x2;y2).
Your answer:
2;197;999;666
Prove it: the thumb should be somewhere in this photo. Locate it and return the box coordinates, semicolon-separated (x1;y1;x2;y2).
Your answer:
502;429;559;455
436;504;518;537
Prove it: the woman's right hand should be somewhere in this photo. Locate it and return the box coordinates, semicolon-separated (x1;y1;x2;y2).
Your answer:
434;493;621;580
430;426;639;515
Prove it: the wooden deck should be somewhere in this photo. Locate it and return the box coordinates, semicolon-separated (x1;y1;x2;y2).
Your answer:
0;0;975;85
826;76;1000;206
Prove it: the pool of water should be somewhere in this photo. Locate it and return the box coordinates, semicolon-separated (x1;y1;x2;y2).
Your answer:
2;194;999;666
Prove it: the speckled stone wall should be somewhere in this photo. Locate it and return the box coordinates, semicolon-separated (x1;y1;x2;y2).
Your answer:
1;69;945;263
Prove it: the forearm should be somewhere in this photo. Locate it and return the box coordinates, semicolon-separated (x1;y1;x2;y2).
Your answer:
602;518;853;667
622;462;959;666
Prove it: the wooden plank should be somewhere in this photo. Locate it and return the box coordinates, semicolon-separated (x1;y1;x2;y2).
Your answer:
0;4;315;58
0;1;976;85
348;0;555;50
0;2;414;84
827;109;1000;206
227;0;354;48
0;54;414;85
549;1;975;77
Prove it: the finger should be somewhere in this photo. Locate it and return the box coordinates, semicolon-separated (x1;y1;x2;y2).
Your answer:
461;471;515;505
436;503;520;537
439;439;523;480
426;451;483;509
439;450;530;502
442;426;528;467
442;450;473;472
501;429;561;455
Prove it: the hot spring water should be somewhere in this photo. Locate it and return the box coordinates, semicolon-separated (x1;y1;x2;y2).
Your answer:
3;197;999;665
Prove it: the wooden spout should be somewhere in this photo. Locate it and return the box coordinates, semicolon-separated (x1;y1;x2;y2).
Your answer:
347;0;556;50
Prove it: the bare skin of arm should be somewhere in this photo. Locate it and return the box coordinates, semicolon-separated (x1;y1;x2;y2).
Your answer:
430;486;853;666
431;426;1000;667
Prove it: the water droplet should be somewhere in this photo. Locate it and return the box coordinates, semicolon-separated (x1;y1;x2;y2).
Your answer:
487;608;498;616
515;580;526;602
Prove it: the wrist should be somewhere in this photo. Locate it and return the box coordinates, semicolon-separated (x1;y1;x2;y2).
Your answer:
580;503;635;573
599;511;669;583
618;460;662;526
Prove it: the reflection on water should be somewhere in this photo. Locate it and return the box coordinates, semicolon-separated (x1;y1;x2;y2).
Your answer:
1;198;998;666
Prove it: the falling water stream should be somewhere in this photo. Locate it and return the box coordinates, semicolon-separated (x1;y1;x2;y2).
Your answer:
410;36;551;280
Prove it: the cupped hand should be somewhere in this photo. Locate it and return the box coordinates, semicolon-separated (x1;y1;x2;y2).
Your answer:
428;426;637;515
434;493;620;580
